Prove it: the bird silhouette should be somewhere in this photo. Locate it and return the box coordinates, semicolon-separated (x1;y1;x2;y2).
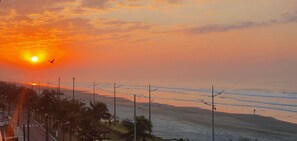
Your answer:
48;59;55;64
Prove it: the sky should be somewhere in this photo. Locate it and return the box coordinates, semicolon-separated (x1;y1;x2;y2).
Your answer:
0;0;297;90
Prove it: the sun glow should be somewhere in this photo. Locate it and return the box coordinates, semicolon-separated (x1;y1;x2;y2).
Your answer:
31;56;39;62
22;50;48;65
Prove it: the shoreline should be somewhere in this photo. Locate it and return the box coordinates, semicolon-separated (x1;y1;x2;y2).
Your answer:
63;88;297;124
61;89;297;141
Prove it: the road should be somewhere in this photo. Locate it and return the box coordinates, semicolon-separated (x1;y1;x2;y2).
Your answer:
19;113;57;141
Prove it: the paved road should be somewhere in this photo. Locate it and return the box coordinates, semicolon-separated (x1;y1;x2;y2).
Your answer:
19;113;57;141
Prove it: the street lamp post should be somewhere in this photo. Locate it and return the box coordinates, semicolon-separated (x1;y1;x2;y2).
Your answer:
93;81;96;103
26;83;36;141
134;94;137;141
114;83;116;122
58;77;61;99
211;85;224;141
17;106;20;126
113;83;121;122
92;82;102;103
27;113;31;141
27;84;34;141
148;84;158;134
72;77;75;100
212;86;214;141
45;113;49;141
22;125;26;141
149;85;151;125
38;82;41;95
93;82;96;102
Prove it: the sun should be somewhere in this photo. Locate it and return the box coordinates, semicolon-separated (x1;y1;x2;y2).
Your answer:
31;56;39;62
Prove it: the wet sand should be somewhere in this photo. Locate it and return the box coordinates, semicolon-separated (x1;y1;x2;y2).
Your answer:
61;89;297;141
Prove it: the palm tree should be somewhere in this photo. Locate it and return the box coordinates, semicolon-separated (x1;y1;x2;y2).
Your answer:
121;115;153;141
6;84;14;113
88;101;111;122
0;83;18;114
64;100;86;141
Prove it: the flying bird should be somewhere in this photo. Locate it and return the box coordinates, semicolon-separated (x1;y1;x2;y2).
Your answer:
48;59;55;64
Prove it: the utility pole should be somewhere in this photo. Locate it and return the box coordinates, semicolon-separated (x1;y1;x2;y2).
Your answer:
38;82;41;95
22;125;26;141
27;96;30;141
210;86;224;141
134;94;137;141
149;84;151;125
17;106;20;126
93;81;96;102
72;77;75;100
112;83;121;122
212;85;214;141
45;114;49;141
148;84;157;134
114;83;117;122
27;84;34;141
58;77;61;99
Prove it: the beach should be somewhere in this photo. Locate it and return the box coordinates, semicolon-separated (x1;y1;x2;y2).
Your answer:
2;0;297;140
60;89;297;141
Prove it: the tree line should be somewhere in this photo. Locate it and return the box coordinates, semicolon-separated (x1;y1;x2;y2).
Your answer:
0;81;155;141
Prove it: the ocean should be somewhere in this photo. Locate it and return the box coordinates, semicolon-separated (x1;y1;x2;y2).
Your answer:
53;81;297;124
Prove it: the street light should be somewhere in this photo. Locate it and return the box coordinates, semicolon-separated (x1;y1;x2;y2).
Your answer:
93;82;96;102
211;85;224;141
58;77;61;99
72;77;75;100
38;82;41;95
134;94;137;141
45;113;49;141
148;84;158;133
17;105;20;126
113;83;121;122
93;82;101;102
26;83;37;141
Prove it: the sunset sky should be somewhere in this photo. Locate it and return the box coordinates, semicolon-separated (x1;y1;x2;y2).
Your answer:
1;0;297;89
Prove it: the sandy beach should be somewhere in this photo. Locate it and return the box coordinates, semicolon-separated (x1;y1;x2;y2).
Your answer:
60;89;297;141
2;1;297;141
